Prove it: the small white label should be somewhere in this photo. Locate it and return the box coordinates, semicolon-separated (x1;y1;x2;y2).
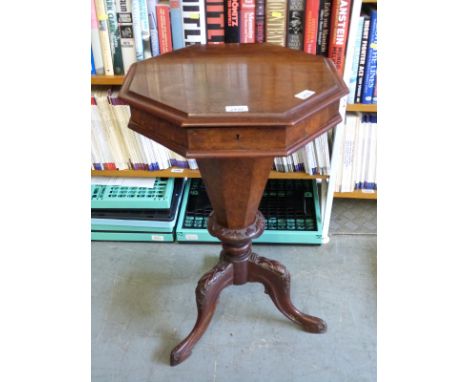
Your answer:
151;235;165;241
295;89;316;100
185;234;199;240
171;168;184;173
225;105;249;112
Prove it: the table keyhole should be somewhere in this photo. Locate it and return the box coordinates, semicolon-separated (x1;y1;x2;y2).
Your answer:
236;134;240;141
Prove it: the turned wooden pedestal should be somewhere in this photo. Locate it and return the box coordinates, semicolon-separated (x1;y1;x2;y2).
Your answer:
119;43;348;366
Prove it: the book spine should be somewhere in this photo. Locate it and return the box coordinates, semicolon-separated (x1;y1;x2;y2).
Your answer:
287;0;305;50
104;0;124;75
327;0;352;76
225;0;241;42
303;0;319;54
266;0;287;46
354;16;370;103
361;9;377;104
94;0;115;75
138;0;152;59
240;0;255;43
116;0;137;72
147;0;160;56
206;0;225;44
91;0;105;75
170;0;186;49
316;0;332;55
347;16;364;103
182;0;207;45
255;0;265;42
91;48;96;74
372;75;377;104
157;4;173;54
131;0;144;60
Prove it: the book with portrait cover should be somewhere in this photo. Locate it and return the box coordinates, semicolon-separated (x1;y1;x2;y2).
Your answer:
116;0;137;72
287;0;305;50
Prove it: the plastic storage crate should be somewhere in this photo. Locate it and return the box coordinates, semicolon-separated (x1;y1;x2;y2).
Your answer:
91;179;185;242
91;178;174;209
176;178;323;244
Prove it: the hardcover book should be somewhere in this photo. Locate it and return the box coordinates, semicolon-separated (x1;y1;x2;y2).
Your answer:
91;0;104;75
361;8;377;104
287;0;305;50
138;0;153;59
303;0;320;54
327;0;352;76
347;16;364;103
94;0;114;75
316;0;332;55
131;0;144;60
147;0;160;56
104;0;124;74
116;0;137;72
354;16;370;103
225;0;241;42
157;4;173;54
206;0;225;44
182;0;207;45
266;0;287;46
255;0;265;42
240;0;256;43
170;0;186;49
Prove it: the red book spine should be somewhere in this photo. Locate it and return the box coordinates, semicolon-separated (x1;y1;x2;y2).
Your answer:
206;0;225;44
240;0;256;43
156;4;173;54
327;0;352;75
303;0;320;54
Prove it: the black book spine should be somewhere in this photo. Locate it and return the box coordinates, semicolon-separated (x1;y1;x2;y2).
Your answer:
255;0;265;42
316;0;332;56
225;0;241;42
355;16;371;103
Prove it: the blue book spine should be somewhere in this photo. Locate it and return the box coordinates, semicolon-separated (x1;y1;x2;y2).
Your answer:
91;48;96;75
347;17;364;104
132;0;144;60
362;9;377;104
170;1;185;50
147;0;160;56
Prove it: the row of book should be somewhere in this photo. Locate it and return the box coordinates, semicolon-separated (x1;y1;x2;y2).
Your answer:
91;0;375;89
334;112;377;193
347;5;377;105
91;89;331;175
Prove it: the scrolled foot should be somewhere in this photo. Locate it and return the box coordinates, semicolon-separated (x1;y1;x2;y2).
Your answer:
248;253;327;333
170;261;233;366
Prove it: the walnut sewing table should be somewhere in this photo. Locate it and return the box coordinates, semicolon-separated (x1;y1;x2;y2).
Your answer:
119;43;348;366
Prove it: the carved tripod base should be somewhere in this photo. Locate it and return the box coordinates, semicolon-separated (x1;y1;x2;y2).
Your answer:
170;212;326;366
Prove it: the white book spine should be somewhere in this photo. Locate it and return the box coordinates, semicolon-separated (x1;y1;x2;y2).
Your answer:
367;117;377;190
314;135;324;175
347;16;365;104
321;132;331;175
188;159;198;169
138;0;153;58
94;0;114;75
91;98;114;166
91;0;104;75
340;116;356;192
116;0;137;73
182;0;207;45
360;116;371;189
350;113;361;190
132;0;144;60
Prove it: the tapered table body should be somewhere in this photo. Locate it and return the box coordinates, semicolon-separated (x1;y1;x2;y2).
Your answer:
119;43;348;365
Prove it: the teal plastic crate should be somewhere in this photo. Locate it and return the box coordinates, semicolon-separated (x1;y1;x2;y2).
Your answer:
91;178;174;209
91;231;174;242
176;179;323;244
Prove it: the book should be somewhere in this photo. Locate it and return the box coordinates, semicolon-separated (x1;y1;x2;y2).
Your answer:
347;16;364;104
287;0;305;50
240;0;256;43
91;48;96;75
157;4;173;54
265;0;287;46
361;8;377;104
354;15;370;103
170;0;185;49
327;0;352;76
225;0;241;42
91;95;116;170
104;0;124;75
182;0;207;45
255;0;265;42
131;0;144;60
138;0;153;59
206;0;225;44
147;0;161;56
303;0;320;54
116;0;138;72
94;0;114;75
372;75;377;104
91;0;104;75
316;0;332;55
340;113;357;192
